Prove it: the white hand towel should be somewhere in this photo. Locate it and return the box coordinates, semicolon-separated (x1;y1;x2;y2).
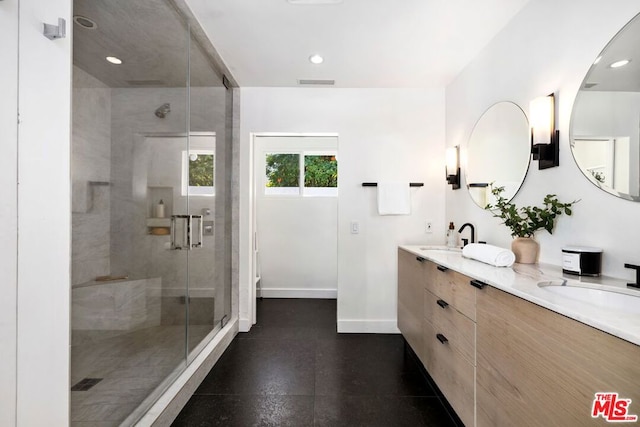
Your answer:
462;243;515;267
377;182;411;215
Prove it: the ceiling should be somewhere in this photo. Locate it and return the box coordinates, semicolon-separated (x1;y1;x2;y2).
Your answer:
582;14;640;92
73;0;225;88
186;0;532;88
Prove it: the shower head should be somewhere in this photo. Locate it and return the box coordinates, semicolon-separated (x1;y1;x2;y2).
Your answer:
155;103;171;118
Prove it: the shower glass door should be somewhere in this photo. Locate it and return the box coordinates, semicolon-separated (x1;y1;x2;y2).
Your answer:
186;31;233;362
70;0;231;425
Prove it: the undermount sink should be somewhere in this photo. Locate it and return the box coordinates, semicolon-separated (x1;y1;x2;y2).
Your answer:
419;246;462;253
537;281;640;314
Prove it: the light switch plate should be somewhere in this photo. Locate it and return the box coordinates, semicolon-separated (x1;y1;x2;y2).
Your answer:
350;221;359;234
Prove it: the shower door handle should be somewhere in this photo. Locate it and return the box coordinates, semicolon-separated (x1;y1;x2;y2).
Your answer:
171;215;189;250
191;215;203;249
171;215;203;250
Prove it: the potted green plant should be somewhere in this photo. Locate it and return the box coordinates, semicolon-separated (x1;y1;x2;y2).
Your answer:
485;186;578;263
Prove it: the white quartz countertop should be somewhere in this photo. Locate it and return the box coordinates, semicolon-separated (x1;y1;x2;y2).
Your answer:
399;245;640;346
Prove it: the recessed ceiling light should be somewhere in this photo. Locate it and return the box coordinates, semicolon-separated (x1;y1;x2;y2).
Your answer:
593;56;601;65
309;54;324;64
73;15;97;29
106;56;123;65
609;59;630;68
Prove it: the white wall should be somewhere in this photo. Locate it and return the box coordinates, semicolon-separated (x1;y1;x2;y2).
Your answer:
16;0;72;425
255;135;338;298
446;0;640;279
0;0;19;425
240;88;446;332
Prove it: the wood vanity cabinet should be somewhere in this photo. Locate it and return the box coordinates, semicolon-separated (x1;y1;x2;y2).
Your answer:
423;260;477;427
397;248;427;362
397;247;640;427
476;285;640;427
397;248;477;427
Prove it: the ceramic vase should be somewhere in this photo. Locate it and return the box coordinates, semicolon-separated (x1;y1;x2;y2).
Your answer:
511;237;539;264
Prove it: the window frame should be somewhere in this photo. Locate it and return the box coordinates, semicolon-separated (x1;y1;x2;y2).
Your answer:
263;149;338;198
182;149;215;197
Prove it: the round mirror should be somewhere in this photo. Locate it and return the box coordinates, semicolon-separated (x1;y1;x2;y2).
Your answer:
465;101;531;208
571;12;640;201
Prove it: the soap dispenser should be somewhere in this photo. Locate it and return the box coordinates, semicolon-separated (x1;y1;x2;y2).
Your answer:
156;199;165;218
446;222;457;248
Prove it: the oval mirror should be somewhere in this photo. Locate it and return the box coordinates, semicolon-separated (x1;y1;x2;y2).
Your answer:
571;13;640;201
465;101;531;208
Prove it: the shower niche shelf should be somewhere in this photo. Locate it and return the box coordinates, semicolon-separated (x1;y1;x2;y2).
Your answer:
147;186;173;235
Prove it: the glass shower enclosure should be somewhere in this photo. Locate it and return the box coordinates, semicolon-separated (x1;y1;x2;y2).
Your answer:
70;0;233;424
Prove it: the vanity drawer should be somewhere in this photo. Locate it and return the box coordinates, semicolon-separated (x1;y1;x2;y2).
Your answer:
423;260;438;294
424;289;475;365
398;249;425;318
432;265;476;321
398;248;426;361
423;318;475;427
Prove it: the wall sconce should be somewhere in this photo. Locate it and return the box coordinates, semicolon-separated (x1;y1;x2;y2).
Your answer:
530;93;559;169
445;145;460;190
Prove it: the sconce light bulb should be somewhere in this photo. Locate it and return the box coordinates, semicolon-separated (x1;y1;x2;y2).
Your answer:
446;146;459;175
530;95;554;145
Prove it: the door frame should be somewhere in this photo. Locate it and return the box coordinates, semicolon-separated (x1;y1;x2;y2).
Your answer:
245;132;339;328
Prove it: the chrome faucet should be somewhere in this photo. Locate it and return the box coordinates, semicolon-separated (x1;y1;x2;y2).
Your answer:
458;223;475;247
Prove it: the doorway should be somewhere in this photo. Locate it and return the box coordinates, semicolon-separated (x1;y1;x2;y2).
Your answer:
252;135;339;303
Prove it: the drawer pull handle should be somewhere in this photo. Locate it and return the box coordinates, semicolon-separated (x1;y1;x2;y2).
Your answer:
436;333;448;344
436;299;449;309
470;279;487;289
416;256;425;263
436;265;449;272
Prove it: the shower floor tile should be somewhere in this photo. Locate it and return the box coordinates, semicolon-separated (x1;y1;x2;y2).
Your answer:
71;325;212;426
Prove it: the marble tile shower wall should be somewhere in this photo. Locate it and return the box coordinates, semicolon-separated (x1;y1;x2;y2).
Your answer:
109;87;228;320
72;277;162;346
71;81;228;338
72;67;112;286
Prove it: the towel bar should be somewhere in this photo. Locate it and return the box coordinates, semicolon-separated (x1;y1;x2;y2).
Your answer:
362;182;423;187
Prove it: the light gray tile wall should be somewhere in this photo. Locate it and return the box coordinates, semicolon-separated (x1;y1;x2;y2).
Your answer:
231;87;241;321
72;278;161;332
72;81;229;327
214;86;235;324
109;87;229;325
110;88;189;279
72;67;111;285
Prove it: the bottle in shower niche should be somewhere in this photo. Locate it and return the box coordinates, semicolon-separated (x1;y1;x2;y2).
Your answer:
446;222;458;248
155;199;165;218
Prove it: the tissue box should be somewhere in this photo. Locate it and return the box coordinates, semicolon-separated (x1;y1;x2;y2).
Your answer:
562;246;602;277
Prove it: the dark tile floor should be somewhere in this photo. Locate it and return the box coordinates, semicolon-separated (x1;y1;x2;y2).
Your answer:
173;299;463;426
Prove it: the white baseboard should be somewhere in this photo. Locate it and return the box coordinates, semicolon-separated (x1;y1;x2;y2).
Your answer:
259;288;337;299
238;317;252;333
337;319;400;334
